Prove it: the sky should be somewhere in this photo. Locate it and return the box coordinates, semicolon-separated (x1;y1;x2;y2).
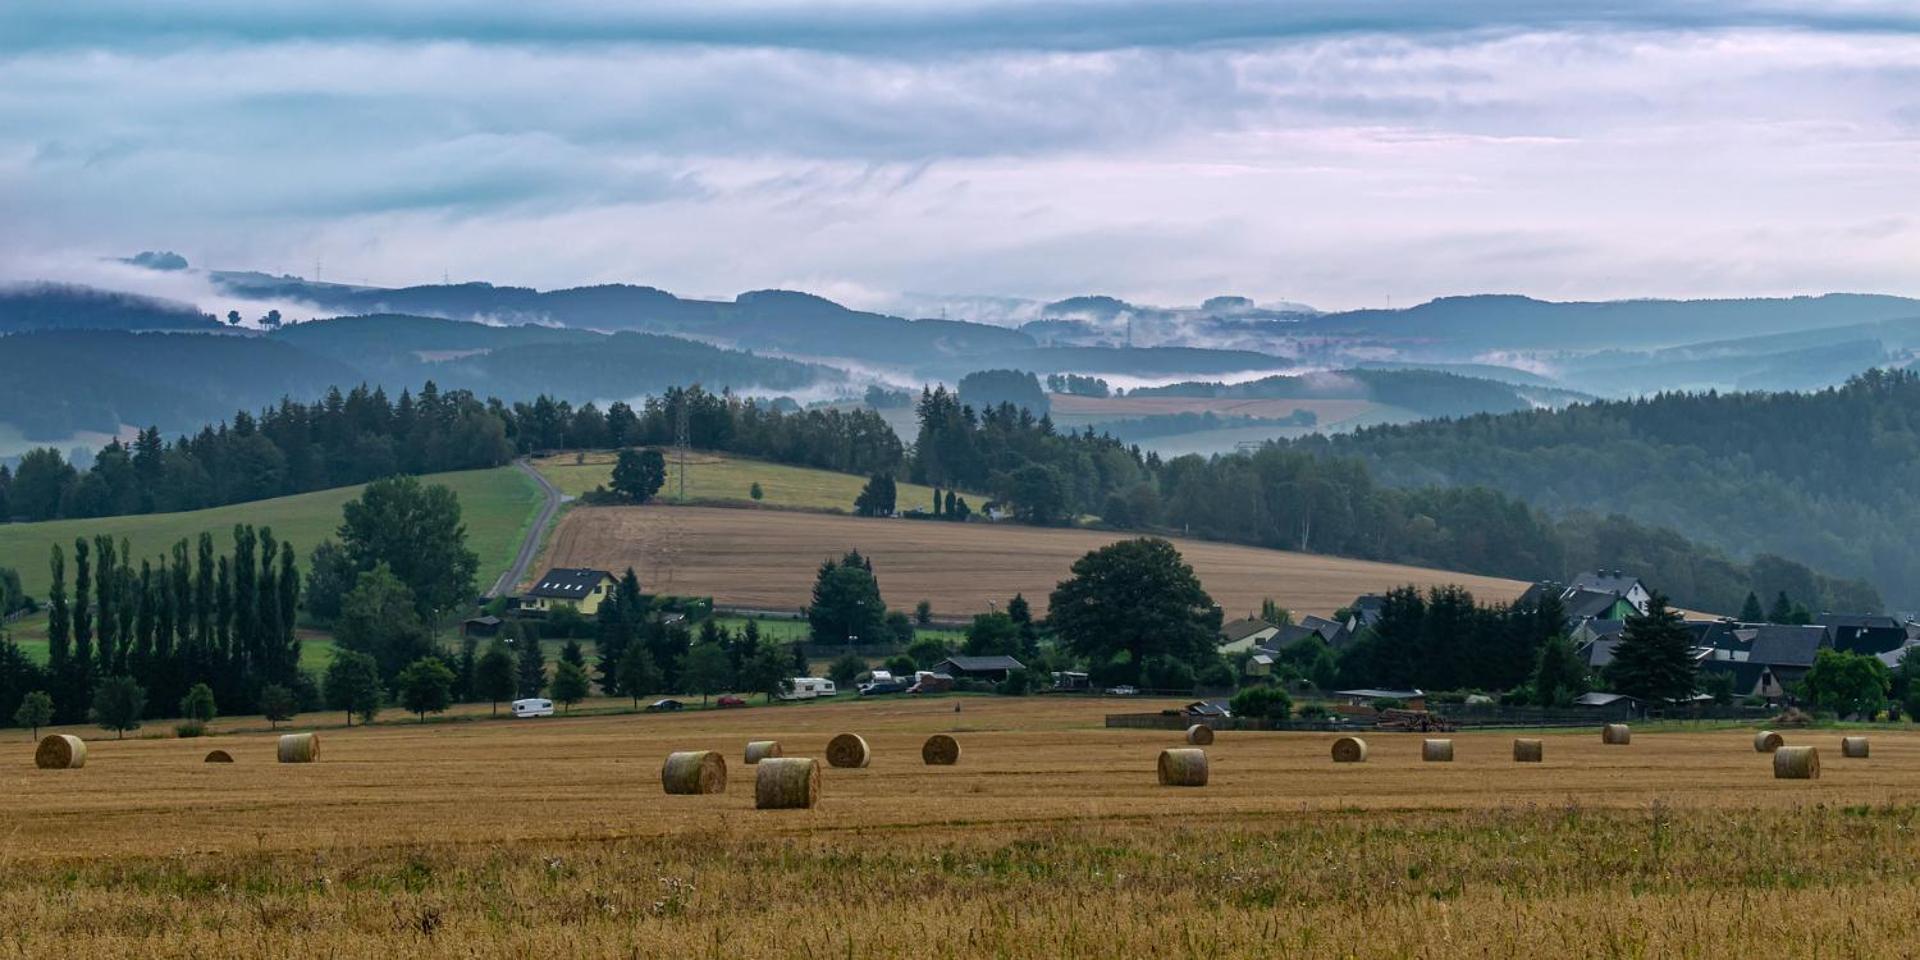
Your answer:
1;1;1917;314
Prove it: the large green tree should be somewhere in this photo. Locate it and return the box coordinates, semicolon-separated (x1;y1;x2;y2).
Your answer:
610;448;667;503
396;657;456;722
475;643;517;715
324;650;383;726
806;551;888;647
1604;592;1696;703
337;476;479;618
550;661;591;713
1048;538;1221;675
333;564;432;681
1802;648;1890;719
1530;634;1587;707
90;675;146;739
678;641;733;705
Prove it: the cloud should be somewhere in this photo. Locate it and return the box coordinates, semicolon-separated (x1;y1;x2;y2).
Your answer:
3;1;1919;54
0;7;1916;310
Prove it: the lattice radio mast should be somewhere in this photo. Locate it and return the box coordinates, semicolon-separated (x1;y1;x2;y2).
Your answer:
674;392;691;502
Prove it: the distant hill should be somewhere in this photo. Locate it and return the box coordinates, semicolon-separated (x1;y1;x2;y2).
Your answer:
1306;369;1920;609
214;274;1034;366
1298;293;1920;351
0;331;359;440
0;284;221;334
1133;369;1542;421
0;313;840;442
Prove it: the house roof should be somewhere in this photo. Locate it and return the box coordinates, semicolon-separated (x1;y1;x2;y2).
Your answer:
1746;624;1831;668
1564;589;1629;620
1348;594;1387;623
1334;688;1424;700
1265;623;1323;648
1570;570;1643;596
1698;659;1772;694
1573;692;1639;707
1686;620;1743;650
1249;653;1275;666
1816;613;1901;629
1876;643;1917;670
464;615;503;626
1578;638;1620;668
1577;619;1625;640
936;655;1026;673
1515;581;1563;609
1220;617;1279;644
526;567;614;599
1300;614;1347;643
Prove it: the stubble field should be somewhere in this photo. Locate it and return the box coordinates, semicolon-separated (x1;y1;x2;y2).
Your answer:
540;504;1529;617
4;698;1920;958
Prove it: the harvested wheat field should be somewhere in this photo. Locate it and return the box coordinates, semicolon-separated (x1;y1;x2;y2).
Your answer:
5;699;1920;958
543;504;1527;616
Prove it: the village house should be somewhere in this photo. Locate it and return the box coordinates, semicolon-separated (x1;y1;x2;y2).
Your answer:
1217;617;1280;653
930;655;1026;682
1332;688;1427;710
519;567;617;616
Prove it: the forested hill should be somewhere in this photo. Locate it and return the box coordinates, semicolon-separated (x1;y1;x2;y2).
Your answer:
1296;293;1920;351
214;275;1034;366
0;284;221;333
0;318;835;443
1133;369;1541;419
1302;368;1920;608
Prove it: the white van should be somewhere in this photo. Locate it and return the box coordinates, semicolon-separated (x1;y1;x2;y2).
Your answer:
511;698;554;718
776;677;838;701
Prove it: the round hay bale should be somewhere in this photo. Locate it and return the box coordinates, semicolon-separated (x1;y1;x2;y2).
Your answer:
744;740;782;765
1773;745;1820;779
1841;736;1870;759
1422;738;1454;762
34;734;86;770
276;732;319;763
661;750;727;795
1753;730;1784;753
203;749;234;763
1513;738;1544;763
1185;724;1215;746
921;734;961;766
1157;747;1209;786
826;733;870;768
1602;723;1631;745
1331;736;1368;763
755;757;820;809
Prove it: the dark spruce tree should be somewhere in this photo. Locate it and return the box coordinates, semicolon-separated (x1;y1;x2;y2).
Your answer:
1605;593;1697;704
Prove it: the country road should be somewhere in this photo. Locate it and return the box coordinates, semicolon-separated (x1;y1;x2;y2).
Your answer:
487;459;567;598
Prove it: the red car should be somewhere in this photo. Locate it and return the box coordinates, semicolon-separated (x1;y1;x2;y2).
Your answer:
716;695;749;709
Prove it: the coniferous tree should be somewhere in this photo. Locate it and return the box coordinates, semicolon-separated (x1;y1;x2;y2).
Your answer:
515;627;547;697
1739;591;1765;622
71;538;92;701
1605;592;1697;703
46;545;73;721
1768;591;1795;624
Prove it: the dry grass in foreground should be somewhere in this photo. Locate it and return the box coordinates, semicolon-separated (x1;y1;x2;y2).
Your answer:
5;699;1919;958
541;504;1529;616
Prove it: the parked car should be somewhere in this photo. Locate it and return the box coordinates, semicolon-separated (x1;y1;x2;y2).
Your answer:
859;680;912;696
644;698;686;712
716;695;748;709
1104;685;1139;696
510;698;554;718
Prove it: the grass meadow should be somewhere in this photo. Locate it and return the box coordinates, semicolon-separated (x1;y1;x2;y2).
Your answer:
2;697;1917;957
532;450;947;514
0;466;542;599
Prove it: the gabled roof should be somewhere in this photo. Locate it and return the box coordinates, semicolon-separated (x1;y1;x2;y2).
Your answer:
1564;589;1630;620
1817;613;1901;629
526;567;614;599
1573;692;1639;707
1747;624;1831;668
1578;638;1620;668
1570;570;1644;596
1300;614;1349;644
1220;617;1279;644
1334;688;1424;700
1348;594;1387;624
1686;620;1743;650
936;655;1026;673
1698;659;1772;694
1576;619;1625;640
1266;623;1323;648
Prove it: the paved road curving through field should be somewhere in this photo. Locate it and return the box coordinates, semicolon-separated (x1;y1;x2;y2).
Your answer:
487;459;567;598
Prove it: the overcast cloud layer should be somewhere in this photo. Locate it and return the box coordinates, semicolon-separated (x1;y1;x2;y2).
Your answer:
1;1;1916;311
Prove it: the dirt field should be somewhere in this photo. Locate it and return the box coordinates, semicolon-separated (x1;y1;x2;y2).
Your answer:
538;504;1528;616
5;700;1918;958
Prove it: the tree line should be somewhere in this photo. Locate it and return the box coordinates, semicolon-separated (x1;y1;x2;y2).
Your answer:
1;526;304;727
